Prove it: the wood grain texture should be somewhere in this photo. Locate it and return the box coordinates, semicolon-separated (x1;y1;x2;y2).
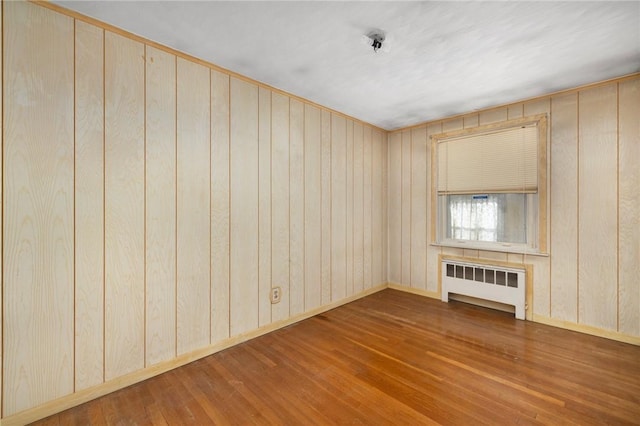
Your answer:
145;45;176;366
0;3;3;412
479;108;507;125
478;251;508;262
371;129;383;287
463;113;479;129
210;70;230;342
289;99;305;315
578;84;618;330
381;130;388;286
461;249;478;259
271;92;290;321
507;104;524;120
176;58;211;354
549;93;578;323
104;30;145;381
387;132;402;284
74;20;105;390
524;99;551;318
230;78;259;335
331;114;347;301
3;1;75;414
401;130;411;286
618;79;640;336
304;105;322;311
507;253;524;264
258;87;272;326
442;117;463;133
426;123;442;293
345;121;354;297
410;126;427;291
35;289;640;426
321;109;332;304
353;123;364;294
363;127;373;289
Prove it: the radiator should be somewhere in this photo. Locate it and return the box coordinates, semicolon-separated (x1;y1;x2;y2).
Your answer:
441;259;526;319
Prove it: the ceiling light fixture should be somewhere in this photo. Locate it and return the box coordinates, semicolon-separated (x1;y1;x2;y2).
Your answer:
366;30;386;53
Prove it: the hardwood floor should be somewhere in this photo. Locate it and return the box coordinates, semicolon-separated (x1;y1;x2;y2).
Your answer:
34;289;640;425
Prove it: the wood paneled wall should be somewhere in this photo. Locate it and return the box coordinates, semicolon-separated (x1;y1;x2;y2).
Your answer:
1;1;387;418
1;0;637;421
387;76;640;340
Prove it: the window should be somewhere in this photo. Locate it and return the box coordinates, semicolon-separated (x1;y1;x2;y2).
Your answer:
431;115;547;253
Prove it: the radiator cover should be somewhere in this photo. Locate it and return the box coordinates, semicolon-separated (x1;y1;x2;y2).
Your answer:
441;260;526;319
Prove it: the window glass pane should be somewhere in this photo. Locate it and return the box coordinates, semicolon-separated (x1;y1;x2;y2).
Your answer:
444;193;527;244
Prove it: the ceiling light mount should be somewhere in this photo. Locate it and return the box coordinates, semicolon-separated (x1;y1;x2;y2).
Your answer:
367;30;386;53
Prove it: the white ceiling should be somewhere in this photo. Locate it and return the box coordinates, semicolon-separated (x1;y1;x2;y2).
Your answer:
55;1;640;130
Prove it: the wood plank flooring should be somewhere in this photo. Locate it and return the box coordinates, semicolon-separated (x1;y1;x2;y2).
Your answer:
34;289;640;425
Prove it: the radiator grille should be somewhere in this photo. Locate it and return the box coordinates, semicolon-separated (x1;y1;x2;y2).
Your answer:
441;259;526;319
445;263;519;288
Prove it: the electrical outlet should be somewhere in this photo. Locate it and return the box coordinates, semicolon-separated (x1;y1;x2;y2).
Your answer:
270;287;281;304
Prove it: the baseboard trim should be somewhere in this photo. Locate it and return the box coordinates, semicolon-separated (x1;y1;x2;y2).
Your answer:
532;315;640;346
387;282;439;299
2;284;387;426
389;282;640;347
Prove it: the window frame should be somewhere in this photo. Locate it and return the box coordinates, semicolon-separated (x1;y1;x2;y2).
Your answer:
430;114;548;254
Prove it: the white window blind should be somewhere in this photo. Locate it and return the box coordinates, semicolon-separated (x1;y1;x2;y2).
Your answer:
437;125;538;194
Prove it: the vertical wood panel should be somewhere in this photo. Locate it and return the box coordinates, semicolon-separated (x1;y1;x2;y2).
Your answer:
618;79;640;335
578;85;618;330
479;108;507;125
331;114;347;300
410;127;427;291
258;87;272;326
104;31;145;380
345;121;354;296
304;105;322;310
0;2;3;410
381;130;388;285
387;132;402;284
272;93;290;321
289;99;305;315
230;78;259;336
321;110;332;303
524;99;551;318
463;114;479;128
363;127;373;288
507;104;524;120
176;58;210;354
426;123;442;293
145;46;176;366
75;20;105;389
370;129;382;287
353;123;364;293
550;93;578;322
401;130;411;286
210;70;230;342
3;2;75;414
442;118;463;133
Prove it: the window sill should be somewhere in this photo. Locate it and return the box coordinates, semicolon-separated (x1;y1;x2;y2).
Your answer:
431;241;549;257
